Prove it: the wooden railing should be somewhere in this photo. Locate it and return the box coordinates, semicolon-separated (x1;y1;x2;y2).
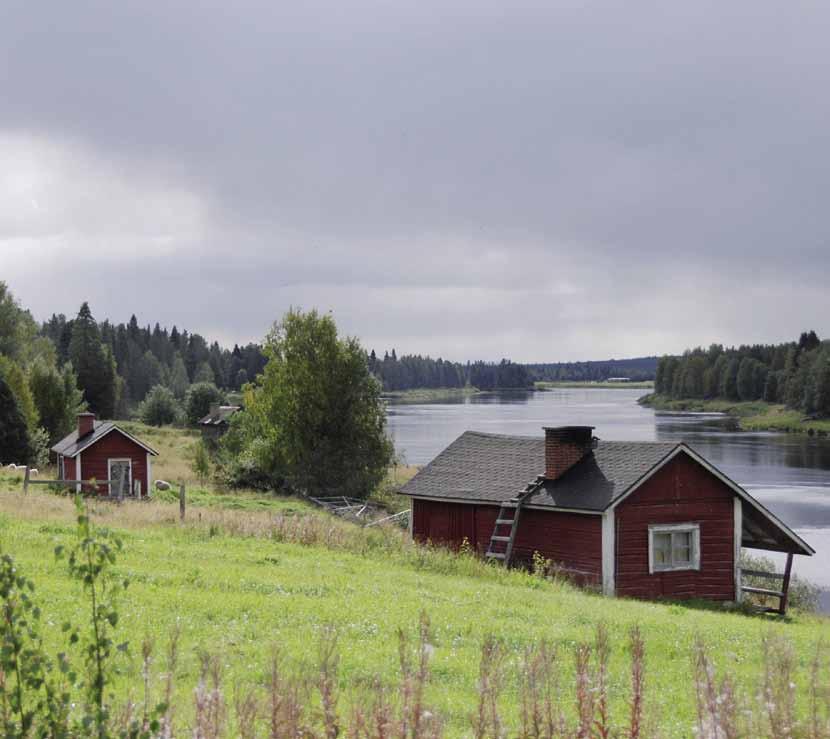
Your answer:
739;552;793;615
22;466;141;499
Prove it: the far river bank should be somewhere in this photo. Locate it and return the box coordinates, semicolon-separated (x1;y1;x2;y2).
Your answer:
639;393;830;436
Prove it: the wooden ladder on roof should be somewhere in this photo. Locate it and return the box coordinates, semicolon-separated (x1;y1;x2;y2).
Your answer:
485;480;541;566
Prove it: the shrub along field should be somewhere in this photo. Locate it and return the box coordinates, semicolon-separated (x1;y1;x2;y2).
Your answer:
0;460;828;736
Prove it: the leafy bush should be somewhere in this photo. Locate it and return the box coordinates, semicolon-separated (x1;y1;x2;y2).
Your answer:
184;382;225;425
27;427;50;469
139;385;181;426
192;439;213;482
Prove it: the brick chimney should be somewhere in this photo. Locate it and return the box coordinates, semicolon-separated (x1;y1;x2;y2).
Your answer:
78;412;96;438
543;426;596;479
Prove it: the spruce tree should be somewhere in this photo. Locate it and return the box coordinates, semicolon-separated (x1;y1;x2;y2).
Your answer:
0;375;30;463
167;354;190;399
68;303;117;417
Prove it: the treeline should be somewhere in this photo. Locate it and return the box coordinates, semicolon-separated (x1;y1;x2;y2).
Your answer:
0;283;85;465
654;331;830;416
42;306;266;416
367;350;533;391
0;283;269;464
527;356;658;382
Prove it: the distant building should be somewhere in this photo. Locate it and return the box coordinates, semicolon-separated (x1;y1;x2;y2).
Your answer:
399;426;813;612
199;404;241;444
52;413;158;497
606;377;631;382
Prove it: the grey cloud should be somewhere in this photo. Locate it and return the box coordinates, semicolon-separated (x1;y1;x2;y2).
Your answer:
1;0;829;360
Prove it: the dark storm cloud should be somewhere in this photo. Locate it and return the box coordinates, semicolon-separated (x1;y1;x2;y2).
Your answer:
2;0;829;359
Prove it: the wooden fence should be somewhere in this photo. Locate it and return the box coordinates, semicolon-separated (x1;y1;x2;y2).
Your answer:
20;467;188;521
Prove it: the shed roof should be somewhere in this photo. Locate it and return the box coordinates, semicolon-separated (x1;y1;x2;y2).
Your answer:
51;420;159;458
198;405;241;426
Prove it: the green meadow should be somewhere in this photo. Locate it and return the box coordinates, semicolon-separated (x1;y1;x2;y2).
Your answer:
0;462;827;736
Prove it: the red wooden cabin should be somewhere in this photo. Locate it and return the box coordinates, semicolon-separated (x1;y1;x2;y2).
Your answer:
51;413;159;497
400;426;814;610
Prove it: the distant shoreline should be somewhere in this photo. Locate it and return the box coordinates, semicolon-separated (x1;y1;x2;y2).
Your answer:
639;393;830;436
535;380;654;390
381;381;654;402
382;386;482;402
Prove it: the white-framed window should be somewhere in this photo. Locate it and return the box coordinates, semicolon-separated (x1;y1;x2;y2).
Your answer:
648;523;700;573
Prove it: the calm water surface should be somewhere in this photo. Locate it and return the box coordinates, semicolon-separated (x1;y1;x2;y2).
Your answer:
386;388;830;602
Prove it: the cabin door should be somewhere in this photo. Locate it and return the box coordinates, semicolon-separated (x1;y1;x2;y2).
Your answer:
108;459;132;497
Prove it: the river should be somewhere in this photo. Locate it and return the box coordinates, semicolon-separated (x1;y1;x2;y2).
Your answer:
386;387;830;607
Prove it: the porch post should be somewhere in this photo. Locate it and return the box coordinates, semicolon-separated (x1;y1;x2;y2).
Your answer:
779;552;794;615
733;497;743;603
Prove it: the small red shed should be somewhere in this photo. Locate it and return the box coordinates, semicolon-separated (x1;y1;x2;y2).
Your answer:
51;413;159;498
400;426;814;610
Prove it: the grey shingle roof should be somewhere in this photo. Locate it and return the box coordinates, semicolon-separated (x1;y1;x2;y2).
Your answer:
399;431;677;512
199;406;241;426
51;421;158;458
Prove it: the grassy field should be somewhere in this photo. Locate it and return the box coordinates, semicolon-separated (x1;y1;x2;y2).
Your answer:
536;381;655;390
640;394;830;435
0;457;828;735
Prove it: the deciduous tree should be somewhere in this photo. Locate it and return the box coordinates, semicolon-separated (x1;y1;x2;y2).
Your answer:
230;309;394;498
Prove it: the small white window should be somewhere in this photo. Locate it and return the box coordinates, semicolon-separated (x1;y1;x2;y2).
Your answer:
648;523;700;573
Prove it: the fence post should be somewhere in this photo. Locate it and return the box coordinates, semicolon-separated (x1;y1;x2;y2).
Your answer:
179;484;186;521
23;466;30;494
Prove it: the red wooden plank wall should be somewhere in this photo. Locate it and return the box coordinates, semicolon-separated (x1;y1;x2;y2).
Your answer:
411;499;602;581
80;433;149;495
614;453;735;601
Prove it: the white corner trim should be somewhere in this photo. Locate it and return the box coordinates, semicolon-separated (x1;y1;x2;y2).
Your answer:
75;455;81;494
734;497;743;602
146;453;152;498
409;498;414;537
648;522;701;574
601;510;615;596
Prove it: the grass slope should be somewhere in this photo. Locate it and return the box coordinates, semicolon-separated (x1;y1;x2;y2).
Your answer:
0;423;825;735
0;471;827;735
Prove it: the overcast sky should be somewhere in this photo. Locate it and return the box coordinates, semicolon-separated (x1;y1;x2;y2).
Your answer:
1;1;828;362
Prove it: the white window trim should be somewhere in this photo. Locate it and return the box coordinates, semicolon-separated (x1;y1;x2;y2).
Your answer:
648;523;701;574
107;458;133;497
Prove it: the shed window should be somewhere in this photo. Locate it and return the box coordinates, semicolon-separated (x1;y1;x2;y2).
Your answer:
649;524;700;573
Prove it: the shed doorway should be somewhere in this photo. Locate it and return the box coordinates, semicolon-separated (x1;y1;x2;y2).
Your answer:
108;459;132;497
